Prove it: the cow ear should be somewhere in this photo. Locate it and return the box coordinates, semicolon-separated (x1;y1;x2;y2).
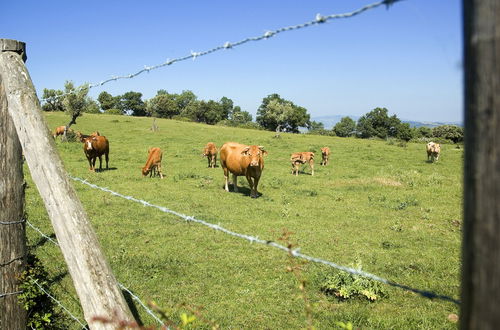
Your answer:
241;147;250;155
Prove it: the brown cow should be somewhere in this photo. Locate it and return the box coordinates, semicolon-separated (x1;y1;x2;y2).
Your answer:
202;142;217;168
83;135;109;172
291;152;314;176
320;147;330;166
52;126;72;139
426;142;441;162
220;142;267;198
142;147;164;179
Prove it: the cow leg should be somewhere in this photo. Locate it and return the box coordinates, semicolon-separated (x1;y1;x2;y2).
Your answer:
213;155;217;168
310;160;315;176
207;157;211;168
91;157;97;172
87;156;94;171
223;167;230;192
158;164;164;179
233;174;238;192
98;156;103;171
105;152;109;170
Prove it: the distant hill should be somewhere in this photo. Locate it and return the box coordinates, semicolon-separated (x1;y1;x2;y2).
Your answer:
311;115;462;130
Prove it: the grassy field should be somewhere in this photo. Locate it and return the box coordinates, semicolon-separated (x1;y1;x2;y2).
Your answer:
25;111;462;329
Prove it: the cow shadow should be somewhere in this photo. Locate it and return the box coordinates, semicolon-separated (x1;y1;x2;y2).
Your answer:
94;167;118;172
223;185;262;198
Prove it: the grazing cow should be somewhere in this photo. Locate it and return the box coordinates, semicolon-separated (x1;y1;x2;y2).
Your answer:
291;152;315;176
83;135;109;172
52;126;72;139
220;142;267;198
320;147;330;166
202;142;218;168
142;147;164;179
426;142;441;162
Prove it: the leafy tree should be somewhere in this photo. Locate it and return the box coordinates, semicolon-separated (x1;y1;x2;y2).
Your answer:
146;92;180;118
84;99;101;114
62;81;90;127
356;107;401;139
97;91;117;111
176;90;197;110
41;88;64;112
432;125;464;143
396;122;414;142
415;126;433;138
256;94;310;133
307;121;324;132
219;96;234;119
333;117;356;137
230;106;253;124
117;91;146;116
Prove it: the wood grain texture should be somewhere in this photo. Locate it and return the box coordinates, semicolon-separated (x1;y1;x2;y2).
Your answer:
462;1;500;328
0;40;133;329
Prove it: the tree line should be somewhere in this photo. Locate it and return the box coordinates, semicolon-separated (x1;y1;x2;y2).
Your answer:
41;81;462;143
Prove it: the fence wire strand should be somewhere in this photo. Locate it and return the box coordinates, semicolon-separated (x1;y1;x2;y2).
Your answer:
33;280;89;329
70;176;460;305
25;221;166;327
41;0;403;102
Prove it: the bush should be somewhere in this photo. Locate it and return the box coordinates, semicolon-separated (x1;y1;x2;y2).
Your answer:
319;261;386;301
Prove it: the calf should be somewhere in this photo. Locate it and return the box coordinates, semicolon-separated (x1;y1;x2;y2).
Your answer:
426;142;441;162
142;147;164;179
320;147;330;166
291;152;315;176
202;142;217;168
220;142;267;198
52;125;72;139
83;135;109;172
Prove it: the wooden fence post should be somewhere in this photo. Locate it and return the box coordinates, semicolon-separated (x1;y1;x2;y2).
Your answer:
462;1;500;328
0;39;27;330
0;39;134;329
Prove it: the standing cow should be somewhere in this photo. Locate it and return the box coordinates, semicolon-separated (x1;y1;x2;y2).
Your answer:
426;142;441;162
320;147;330;166
202;142;217;168
142;147;164;179
220;142;267;198
83;135;109;172
52;125;73;140
291;152;315;176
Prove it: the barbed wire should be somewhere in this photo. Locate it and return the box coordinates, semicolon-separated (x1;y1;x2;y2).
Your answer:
33;280;89;329
40;0;403;103
25;220;165;327
0;290;23;298
70;176;460;305
0;218;26;225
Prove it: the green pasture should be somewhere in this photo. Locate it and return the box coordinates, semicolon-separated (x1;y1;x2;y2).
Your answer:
24;112;462;329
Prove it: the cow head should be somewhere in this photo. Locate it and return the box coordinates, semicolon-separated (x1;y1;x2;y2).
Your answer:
83;137;97;151
241;145;267;167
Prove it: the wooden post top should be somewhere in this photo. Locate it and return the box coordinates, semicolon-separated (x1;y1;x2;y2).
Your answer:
0;39;27;62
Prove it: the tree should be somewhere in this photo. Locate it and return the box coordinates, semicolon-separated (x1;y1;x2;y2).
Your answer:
230;106;253;124
62;81;89;128
176;90;197;110
432;125;464;143
256;94;310;133
333;117;356;137
416;126;433;138
84;99;100;114
146;92;180;118
97;91;117;111
219;96;234;120
396;122;414;142
356;107;401;139
41;88;64;111
117;91;146;116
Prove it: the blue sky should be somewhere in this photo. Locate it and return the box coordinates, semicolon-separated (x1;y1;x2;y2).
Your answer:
2;0;462;123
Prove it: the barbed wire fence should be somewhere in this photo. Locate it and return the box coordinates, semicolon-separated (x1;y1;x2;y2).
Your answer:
25;221;165;328
69;176;460;305
40;0;403;103
17;0;462;327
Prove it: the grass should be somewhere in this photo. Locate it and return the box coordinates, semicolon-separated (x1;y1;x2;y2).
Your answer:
24;112;462;329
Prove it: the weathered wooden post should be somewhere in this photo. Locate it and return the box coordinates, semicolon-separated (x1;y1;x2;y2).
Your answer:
0;39;134;329
0;39;27;330
462;1;500;328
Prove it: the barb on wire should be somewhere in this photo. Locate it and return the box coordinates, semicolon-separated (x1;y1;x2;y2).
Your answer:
0;218;26;225
0;290;23;298
25;221;165;327
33;280;88;329
40;0;403;103
1;254;25;267
70;175;459;305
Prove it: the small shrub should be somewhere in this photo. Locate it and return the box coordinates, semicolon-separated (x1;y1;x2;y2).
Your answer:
320;261;387;301
104;108;122;115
